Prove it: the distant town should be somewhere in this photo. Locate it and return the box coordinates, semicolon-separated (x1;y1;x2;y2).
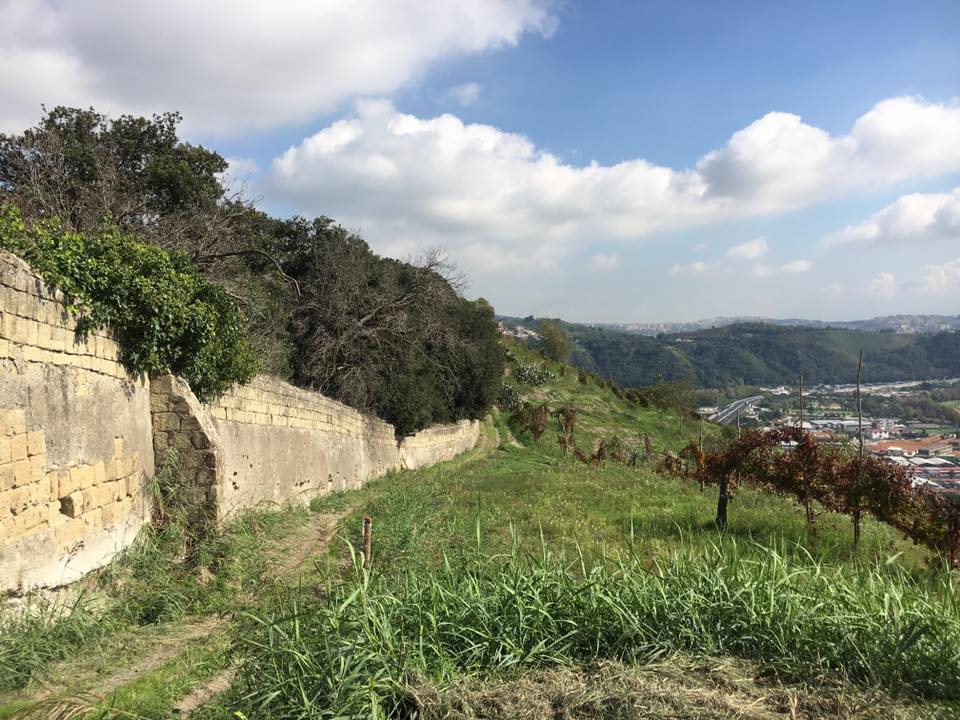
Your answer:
703;379;960;496
601;314;960;337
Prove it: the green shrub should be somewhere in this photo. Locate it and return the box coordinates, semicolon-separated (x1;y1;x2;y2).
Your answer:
514;361;554;386
0;206;257;399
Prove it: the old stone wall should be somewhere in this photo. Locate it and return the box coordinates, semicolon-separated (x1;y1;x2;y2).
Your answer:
400;420;482;470
152;375;481;518
1;250;481;591
0;252;153;592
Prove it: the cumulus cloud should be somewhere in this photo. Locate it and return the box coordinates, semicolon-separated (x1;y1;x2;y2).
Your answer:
670;261;709;277
587;254;619;272
0;0;557;134
868;271;899;298
727;237;768;259
824;187;960;246
268;97;960;271
752;260;813;278
917;258;960;295
446;82;483;107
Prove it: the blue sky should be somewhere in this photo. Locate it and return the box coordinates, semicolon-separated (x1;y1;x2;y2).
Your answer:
3;0;959;322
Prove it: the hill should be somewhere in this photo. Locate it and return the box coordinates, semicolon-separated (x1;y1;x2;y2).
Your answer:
549;320;960;388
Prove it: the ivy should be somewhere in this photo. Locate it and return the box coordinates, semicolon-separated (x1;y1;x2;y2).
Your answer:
0;206;257;399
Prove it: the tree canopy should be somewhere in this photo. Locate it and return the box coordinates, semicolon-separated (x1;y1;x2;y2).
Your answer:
1;107;504;432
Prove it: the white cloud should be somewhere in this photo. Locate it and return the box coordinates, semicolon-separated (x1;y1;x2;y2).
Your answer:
587;254;619;272
727;237;768;259
916;258;960;295
670;261;709;277
267;97;960;272
868;271;899;298
824;187;960;246
0;0;557;134
697;97;960;213
752;260;813;277
446;82;483;107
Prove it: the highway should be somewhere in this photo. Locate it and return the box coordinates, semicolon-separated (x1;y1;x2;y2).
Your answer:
709;395;763;425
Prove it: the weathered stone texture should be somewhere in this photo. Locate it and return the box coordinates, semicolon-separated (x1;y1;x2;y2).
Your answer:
0;252;153;592
151;374;481;519
1;250;480;591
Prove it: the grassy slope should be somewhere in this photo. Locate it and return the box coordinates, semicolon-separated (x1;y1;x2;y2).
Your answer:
2;341;952;718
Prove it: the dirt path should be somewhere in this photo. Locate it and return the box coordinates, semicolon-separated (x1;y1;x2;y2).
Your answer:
10;615;225;708
171;509;351;717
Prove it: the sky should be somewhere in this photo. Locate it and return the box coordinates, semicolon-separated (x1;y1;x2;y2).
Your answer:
2;0;959;323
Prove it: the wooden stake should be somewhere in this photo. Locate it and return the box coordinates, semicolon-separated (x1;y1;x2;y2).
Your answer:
362;515;373;569
799;370;804;431
855;350;864;547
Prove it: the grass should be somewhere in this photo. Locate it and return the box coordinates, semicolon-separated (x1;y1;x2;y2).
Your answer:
227;539;960;719
3;343;956;718
0;468;313;696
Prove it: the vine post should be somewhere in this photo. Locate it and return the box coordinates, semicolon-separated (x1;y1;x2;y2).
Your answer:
799;370;814;525
854;350;864;547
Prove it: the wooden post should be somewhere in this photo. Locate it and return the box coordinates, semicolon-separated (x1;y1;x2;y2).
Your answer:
362;515;373;569
799;370;804;431
855;350;864;547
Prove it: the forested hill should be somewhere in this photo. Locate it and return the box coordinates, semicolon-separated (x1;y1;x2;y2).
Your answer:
549;321;960;388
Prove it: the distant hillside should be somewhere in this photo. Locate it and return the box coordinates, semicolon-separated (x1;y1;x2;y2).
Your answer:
508;320;960;388
596;314;960;336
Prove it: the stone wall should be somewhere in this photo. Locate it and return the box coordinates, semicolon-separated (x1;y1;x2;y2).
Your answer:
400;420;482;470
0;252;153;592
1;250;481;591
151;375;481;519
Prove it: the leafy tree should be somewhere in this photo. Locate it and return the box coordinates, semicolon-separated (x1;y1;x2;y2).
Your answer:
274;217;503;435
0;206;257;399
538;318;571;363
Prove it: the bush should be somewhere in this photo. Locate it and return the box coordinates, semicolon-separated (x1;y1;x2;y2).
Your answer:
0;206;257;399
514;362;554;386
497;383;522;412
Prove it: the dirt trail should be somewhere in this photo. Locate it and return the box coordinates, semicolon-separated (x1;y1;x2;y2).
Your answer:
173;509;350;717
11;615;225;708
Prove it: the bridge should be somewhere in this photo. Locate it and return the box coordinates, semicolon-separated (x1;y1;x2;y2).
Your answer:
708;395;763;425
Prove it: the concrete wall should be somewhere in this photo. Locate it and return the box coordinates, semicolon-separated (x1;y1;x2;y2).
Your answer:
0;252;153;592
152;375;481;519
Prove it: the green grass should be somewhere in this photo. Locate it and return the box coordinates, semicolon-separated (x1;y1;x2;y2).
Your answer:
3;344;955;718
0;497;311;696
229;540;960;719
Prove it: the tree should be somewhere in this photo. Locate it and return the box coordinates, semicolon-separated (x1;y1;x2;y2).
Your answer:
277;218;503;435
538;319;571;363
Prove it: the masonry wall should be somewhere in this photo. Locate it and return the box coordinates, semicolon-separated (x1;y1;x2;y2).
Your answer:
0;252;153;592
153;375;481;519
0;250;481;591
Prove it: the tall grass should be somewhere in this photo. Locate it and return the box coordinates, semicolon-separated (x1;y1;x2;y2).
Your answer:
233;538;960;719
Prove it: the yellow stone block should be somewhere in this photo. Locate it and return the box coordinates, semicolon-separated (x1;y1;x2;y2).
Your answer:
11;457;31;488
2;410;26;436
58;467;77;496
9;433;27;462
81;506;102;529
26;430;44;457
29;454;45;485
113;436;124;458
0;463;14;492
93;460;106;484
55;518;87;548
0;436;9;465
101;500;124;526
46;470;59;500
